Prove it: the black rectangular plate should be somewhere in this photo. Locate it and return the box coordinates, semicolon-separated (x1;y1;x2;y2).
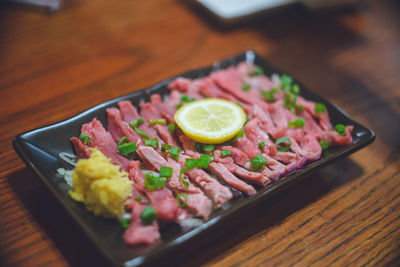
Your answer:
13;51;375;266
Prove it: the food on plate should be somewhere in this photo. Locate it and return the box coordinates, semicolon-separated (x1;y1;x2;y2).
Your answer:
174;98;246;144
66;61;353;245
69;149;133;218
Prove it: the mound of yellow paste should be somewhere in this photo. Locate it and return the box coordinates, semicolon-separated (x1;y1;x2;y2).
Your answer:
69;149;132;218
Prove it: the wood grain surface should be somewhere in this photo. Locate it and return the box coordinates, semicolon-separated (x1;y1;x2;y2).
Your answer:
1;0;399;266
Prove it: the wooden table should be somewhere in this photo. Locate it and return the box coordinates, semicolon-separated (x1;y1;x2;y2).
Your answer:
1;0;399;266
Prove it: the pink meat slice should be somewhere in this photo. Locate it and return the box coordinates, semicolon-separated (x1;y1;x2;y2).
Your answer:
118;100;141;123
168;77;203;99
106;108;143;146
236;62;279;92
213;149;270;186
244;118;277;157
218;145;251;168
128;160;179;221
179;135;256;195
136;146;213;218
250;105;286;140
70;137;92;159
178;154;233;207
123;195;160;245
210;67;270;112
150;94;175;123
140;102;177;146
80;118;130;172
164;90;182;109
194;77;252;113
296;96;333;131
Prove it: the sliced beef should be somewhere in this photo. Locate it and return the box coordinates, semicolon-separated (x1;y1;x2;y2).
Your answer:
80;118;130;171
70;137;92;159
136;146;213;218
178;154;233;207
123;197;160;245
129;161;179;221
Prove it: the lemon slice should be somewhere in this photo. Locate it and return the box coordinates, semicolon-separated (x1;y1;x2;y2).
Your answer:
174;98;246;144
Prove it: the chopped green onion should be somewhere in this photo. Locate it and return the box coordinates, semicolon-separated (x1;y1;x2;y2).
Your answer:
144;173;165;190
334;124;346;136
288;117;306;128
258;141;266;149
149;118;167;125
284;93;297;112
275;137;291;152
280;74;293;92
177;94;195;109
195;143;215;153
134;126;149;138
220;150;232;157
159;166;173;178
242;83;251;91
118;136;128;145
140;206;157;225
260;87;279;102
129;117;144;128
79;133;91;145
176;193;188;208
168;123;175;132
170;147;180;160
161;144;171;154
121;218;131;229
297;105;304;112
181;177;189;188
319;140;329;150
134;195;142;202
248;66;264;76
117;142;137;156
291;84;300;95
251;154;266;171
180;153;211;177
144;137;159;149
315;103;327;114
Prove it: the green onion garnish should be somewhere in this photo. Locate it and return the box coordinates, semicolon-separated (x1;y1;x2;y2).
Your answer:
180;153;211;177
79;133;91;145
288;117;306;128
168;123;175;132
170;147;180;160
280;74;293;92
258;141;266;149
284;93;297;112
176;193;188;208
275;137;291;152
159;166;173;178
319;140;329;150
121;218;131;229
250;154;266;171
315;103;326;114
149;118;167;125
134;195;142;202
260;87;279;102
291;84;300;95
248;66;264;76
161;144;171;154
297;105;304;112
118;136;128;145
117;142;137;156
334;124;346;136
140;206;157;225
220;150;231;157
177;94;195;109
144;173;165;190
195;143;215;153
134;126;149;138
129;117;144;128
242;83;251;91
144;137;159;149
180;177;189;188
